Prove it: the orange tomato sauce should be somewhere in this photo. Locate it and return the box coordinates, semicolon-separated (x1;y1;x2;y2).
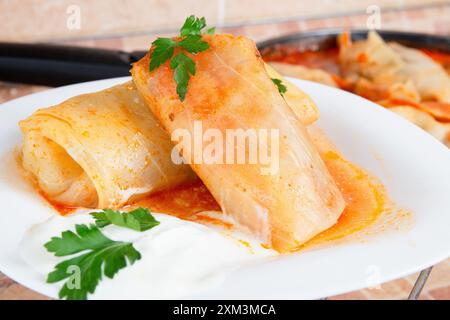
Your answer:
301;151;386;249
129;181;231;229
134;148;387;248
38;190;78;216
42;146;387;250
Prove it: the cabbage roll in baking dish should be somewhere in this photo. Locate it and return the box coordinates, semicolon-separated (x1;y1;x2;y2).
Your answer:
20;81;196;208
132;34;345;252
267;62;339;88
339;31;450;103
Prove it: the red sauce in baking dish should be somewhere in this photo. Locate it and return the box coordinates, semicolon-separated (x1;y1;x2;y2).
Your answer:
421;49;450;72
263;46;450;87
265;47;341;75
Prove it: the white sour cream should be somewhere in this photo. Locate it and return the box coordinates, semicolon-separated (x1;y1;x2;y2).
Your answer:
19;212;275;299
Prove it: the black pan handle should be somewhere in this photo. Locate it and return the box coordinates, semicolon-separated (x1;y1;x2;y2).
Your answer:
0;42;147;86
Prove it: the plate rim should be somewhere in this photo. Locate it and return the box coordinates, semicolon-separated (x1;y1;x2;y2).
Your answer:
0;76;449;299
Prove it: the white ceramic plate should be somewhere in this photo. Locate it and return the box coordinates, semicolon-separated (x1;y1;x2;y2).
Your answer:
0;77;449;299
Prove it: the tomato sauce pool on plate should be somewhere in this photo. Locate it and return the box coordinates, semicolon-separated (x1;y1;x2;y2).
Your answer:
41;144;390;251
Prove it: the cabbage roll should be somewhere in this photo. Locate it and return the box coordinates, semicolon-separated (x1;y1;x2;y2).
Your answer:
390;43;450;103
20;81;196;208
339;31;450;103
132;34;345;252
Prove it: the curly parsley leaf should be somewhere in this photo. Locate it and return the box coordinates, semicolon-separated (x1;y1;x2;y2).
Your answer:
45;224;141;300
178;35;209;54
149;37;177;71
171;52;196;101
271;78;288;96
91;208;160;232
180;15;207;36
206;27;216;35
149;15;214;101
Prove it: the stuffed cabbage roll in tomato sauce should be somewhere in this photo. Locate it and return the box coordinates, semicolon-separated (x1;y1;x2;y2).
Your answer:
339;31;450;103
132;34;345;252
19;81;196;208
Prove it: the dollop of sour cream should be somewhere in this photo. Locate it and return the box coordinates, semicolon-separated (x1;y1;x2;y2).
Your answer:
19;212;275;299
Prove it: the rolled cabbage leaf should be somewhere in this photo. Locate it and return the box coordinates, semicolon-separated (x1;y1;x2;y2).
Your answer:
19;81;196;208
132;34;345;252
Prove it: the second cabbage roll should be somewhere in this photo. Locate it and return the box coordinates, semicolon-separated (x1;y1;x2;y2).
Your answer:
132;34;345;252
19;81;196;208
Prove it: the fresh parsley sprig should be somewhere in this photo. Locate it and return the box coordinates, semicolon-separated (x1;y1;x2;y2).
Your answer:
45;208;160;300
45;224;140;300
180;16;215;36
91;207;160;231
271;78;287;96
149;15;214;101
149;38;177;71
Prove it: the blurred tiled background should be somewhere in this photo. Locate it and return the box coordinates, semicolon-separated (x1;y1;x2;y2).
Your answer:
0;0;449;300
2;0;449;44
